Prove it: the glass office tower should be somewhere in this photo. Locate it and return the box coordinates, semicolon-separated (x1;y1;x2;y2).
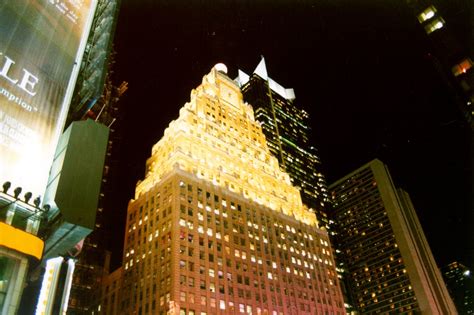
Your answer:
235;58;330;230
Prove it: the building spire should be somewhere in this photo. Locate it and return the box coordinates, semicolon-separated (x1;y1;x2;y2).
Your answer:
254;55;268;80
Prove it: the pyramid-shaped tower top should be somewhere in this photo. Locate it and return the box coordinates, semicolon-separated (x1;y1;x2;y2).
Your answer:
136;65;317;226
235;57;296;100
254;56;269;80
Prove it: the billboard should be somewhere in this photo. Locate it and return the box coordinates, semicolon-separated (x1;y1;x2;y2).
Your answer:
0;0;98;199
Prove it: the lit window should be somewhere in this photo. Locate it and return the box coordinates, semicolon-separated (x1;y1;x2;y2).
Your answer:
417;6;437;23
424;18;445;34
452;59;473;76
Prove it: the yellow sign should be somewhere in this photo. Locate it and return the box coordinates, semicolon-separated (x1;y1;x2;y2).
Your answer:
0;222;44;259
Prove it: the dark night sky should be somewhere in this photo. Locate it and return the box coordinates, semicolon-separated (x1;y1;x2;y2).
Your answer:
109;1;472;271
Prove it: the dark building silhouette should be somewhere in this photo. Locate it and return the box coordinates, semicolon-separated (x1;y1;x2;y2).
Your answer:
67;75;127;314
406;0;473;128
236;57;330;230
442;261;474;314
64;1;126;313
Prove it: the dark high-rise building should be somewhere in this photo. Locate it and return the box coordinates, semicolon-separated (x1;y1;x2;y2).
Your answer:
235;58;360;312
406;0;473;128
442;261;474;314
67;0;122;125
235;58;330;230
330;159;456;314
62;1;124;313
235;59;357;312
67;75;127;314
114;64;345;315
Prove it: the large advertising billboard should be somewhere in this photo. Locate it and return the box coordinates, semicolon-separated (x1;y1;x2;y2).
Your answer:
0;0;98;199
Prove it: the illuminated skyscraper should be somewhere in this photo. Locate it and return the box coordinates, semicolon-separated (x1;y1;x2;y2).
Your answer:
235;58;330;230
118;65;345;315
330;159;457;314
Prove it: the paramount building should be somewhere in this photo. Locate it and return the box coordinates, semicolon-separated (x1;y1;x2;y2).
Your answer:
116;65;345;314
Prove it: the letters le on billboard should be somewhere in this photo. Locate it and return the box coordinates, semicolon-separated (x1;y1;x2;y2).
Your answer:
0;0;98;198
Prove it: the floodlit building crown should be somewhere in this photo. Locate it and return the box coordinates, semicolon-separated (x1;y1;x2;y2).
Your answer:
136;66;317;226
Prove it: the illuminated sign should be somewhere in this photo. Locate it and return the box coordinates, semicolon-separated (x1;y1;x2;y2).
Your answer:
0;0;98;199
36;257;63;315
0;222;44;259
35;257;76;315
59;259;76;314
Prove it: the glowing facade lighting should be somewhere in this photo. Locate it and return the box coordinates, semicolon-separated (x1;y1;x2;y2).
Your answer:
117;65;347;314
136;66;317;226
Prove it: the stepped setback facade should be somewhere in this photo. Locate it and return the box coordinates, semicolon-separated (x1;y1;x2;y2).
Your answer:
117;65;345;315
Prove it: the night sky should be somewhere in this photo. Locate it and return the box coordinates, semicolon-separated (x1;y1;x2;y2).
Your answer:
109;1;472;271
